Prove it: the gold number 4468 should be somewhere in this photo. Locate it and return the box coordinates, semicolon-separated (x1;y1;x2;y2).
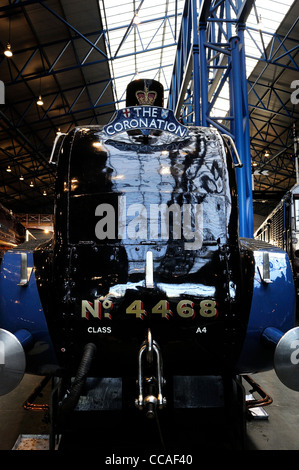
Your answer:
126;299;217;319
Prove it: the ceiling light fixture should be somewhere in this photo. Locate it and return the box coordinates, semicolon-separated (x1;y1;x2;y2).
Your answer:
4;16;13;58
37;76;44;106
4;43;13;58
258;14;264;31
37;95;44;106
19;175;24;181
6;165;11;172
30;181;34;187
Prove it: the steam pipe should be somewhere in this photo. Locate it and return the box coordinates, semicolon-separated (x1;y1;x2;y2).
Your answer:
60;343;97;413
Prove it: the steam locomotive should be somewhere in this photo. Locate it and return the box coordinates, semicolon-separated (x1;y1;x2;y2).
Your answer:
255;183;299;295
0;79;298;450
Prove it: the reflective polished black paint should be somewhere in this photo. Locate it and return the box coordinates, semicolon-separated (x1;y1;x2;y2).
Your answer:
34;121;254;378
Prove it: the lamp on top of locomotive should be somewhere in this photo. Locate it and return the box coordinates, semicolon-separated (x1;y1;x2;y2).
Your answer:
126;79;164;107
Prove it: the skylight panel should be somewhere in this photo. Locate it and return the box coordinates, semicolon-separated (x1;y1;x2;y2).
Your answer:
100;0;294;115
100;0;185;108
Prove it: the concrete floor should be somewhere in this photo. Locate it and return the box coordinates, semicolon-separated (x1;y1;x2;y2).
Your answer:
0;374;51;451
246;369;299;450
0;368;298;451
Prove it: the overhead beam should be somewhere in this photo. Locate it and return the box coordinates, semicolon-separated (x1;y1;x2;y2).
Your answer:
40;1;108;59
237;0;255;24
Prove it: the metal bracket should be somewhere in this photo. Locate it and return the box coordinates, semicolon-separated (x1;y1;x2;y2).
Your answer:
145;250;154;288
18;253;33;287
257;252;273;284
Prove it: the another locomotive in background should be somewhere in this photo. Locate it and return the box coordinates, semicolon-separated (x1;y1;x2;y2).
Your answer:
255;183;299;296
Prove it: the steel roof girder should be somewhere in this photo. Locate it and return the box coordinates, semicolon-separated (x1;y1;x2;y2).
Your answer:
40;1;108;60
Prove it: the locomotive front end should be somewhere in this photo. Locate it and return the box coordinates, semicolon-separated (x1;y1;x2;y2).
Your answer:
35;101;253;392
0;80;298;450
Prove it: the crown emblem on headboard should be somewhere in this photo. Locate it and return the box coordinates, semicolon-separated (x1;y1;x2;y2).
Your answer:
135;85;157;105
